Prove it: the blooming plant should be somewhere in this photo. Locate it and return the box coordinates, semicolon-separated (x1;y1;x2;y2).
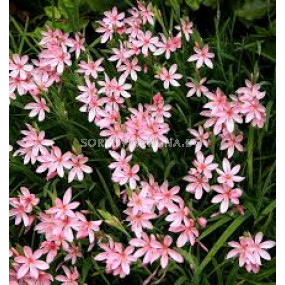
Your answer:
9;1;276;284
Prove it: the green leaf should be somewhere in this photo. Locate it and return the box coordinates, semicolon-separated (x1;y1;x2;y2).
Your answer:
198;214;249;272
236;0;271;22
97;209;130;238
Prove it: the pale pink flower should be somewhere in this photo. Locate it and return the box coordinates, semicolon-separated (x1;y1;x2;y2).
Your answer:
45;146;73;177
137;2;154;25
165;201;190;227
220;131;244;158
216;103;243;133
117;57;142;81
124;208;156;237
102;7;125;28
66;33;85;59
186;77;208;97
175;17;193;41
112;164;140;189
14;247;49;279
241;98;266;125
183;172;210;200
55;266;79;285
193;151;218;179
155;64;182;89
211;184;243;213
46;188;80;218
151;235;184;268
77;58;104;79
64;244;83;265
127;189;154;215
108;42;133;67
9;54;33;79
135;30;159;55
216;158;245;187
24;96;50;121
40;241;59;263
19;187;39;212
188;44;215;69
251;232;276;265
9;199;31;227
68;154;92;183
96;21;114;43
155;182;182;212
236;80;266;101
154;34;178;59
169;218;199;247
130;233;160;264
42;45;72;74
109;149;132;171
75;212;102;243
187;126;210;153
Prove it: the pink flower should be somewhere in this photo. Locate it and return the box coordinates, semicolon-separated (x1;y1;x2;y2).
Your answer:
155;182;182;211
9;54;33;79
102;7;125;28
24;96;50;121
251;232;276;265
187;126;210;153
40;241;59;263
68;154;93;183
135;30;159;55
183;171;210;199
155;64;182;89
66;33;85;59
55;266;79;285
216;158;244;187
137;2;154;25
186;77;208;97
165;201;190;227
220;130;244;158
227;233;275;273
46;188;80;218
193;151;218;179
117;57;142;81
64;244;83;265
211;184;243;213
108;42;133;67
124;208;156;237
112;164;140;189
14;247;49;279
127;189;154;215
188;44;215;69
95;239;136;278
154;34;178;59
77;58;104;79
236;80;266;101
175;17;193;41
216;103;243;133
151;235;184;268
130;233;161;264
169;218;199;247
75;212;102;243
42;146;73;177
109;149;132;172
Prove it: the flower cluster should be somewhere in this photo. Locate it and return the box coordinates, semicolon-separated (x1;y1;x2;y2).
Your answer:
9;187;39;227
14;124;92;182
10;188;101;284
227;232;275;273
9;28;85;121
9;0;275;282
